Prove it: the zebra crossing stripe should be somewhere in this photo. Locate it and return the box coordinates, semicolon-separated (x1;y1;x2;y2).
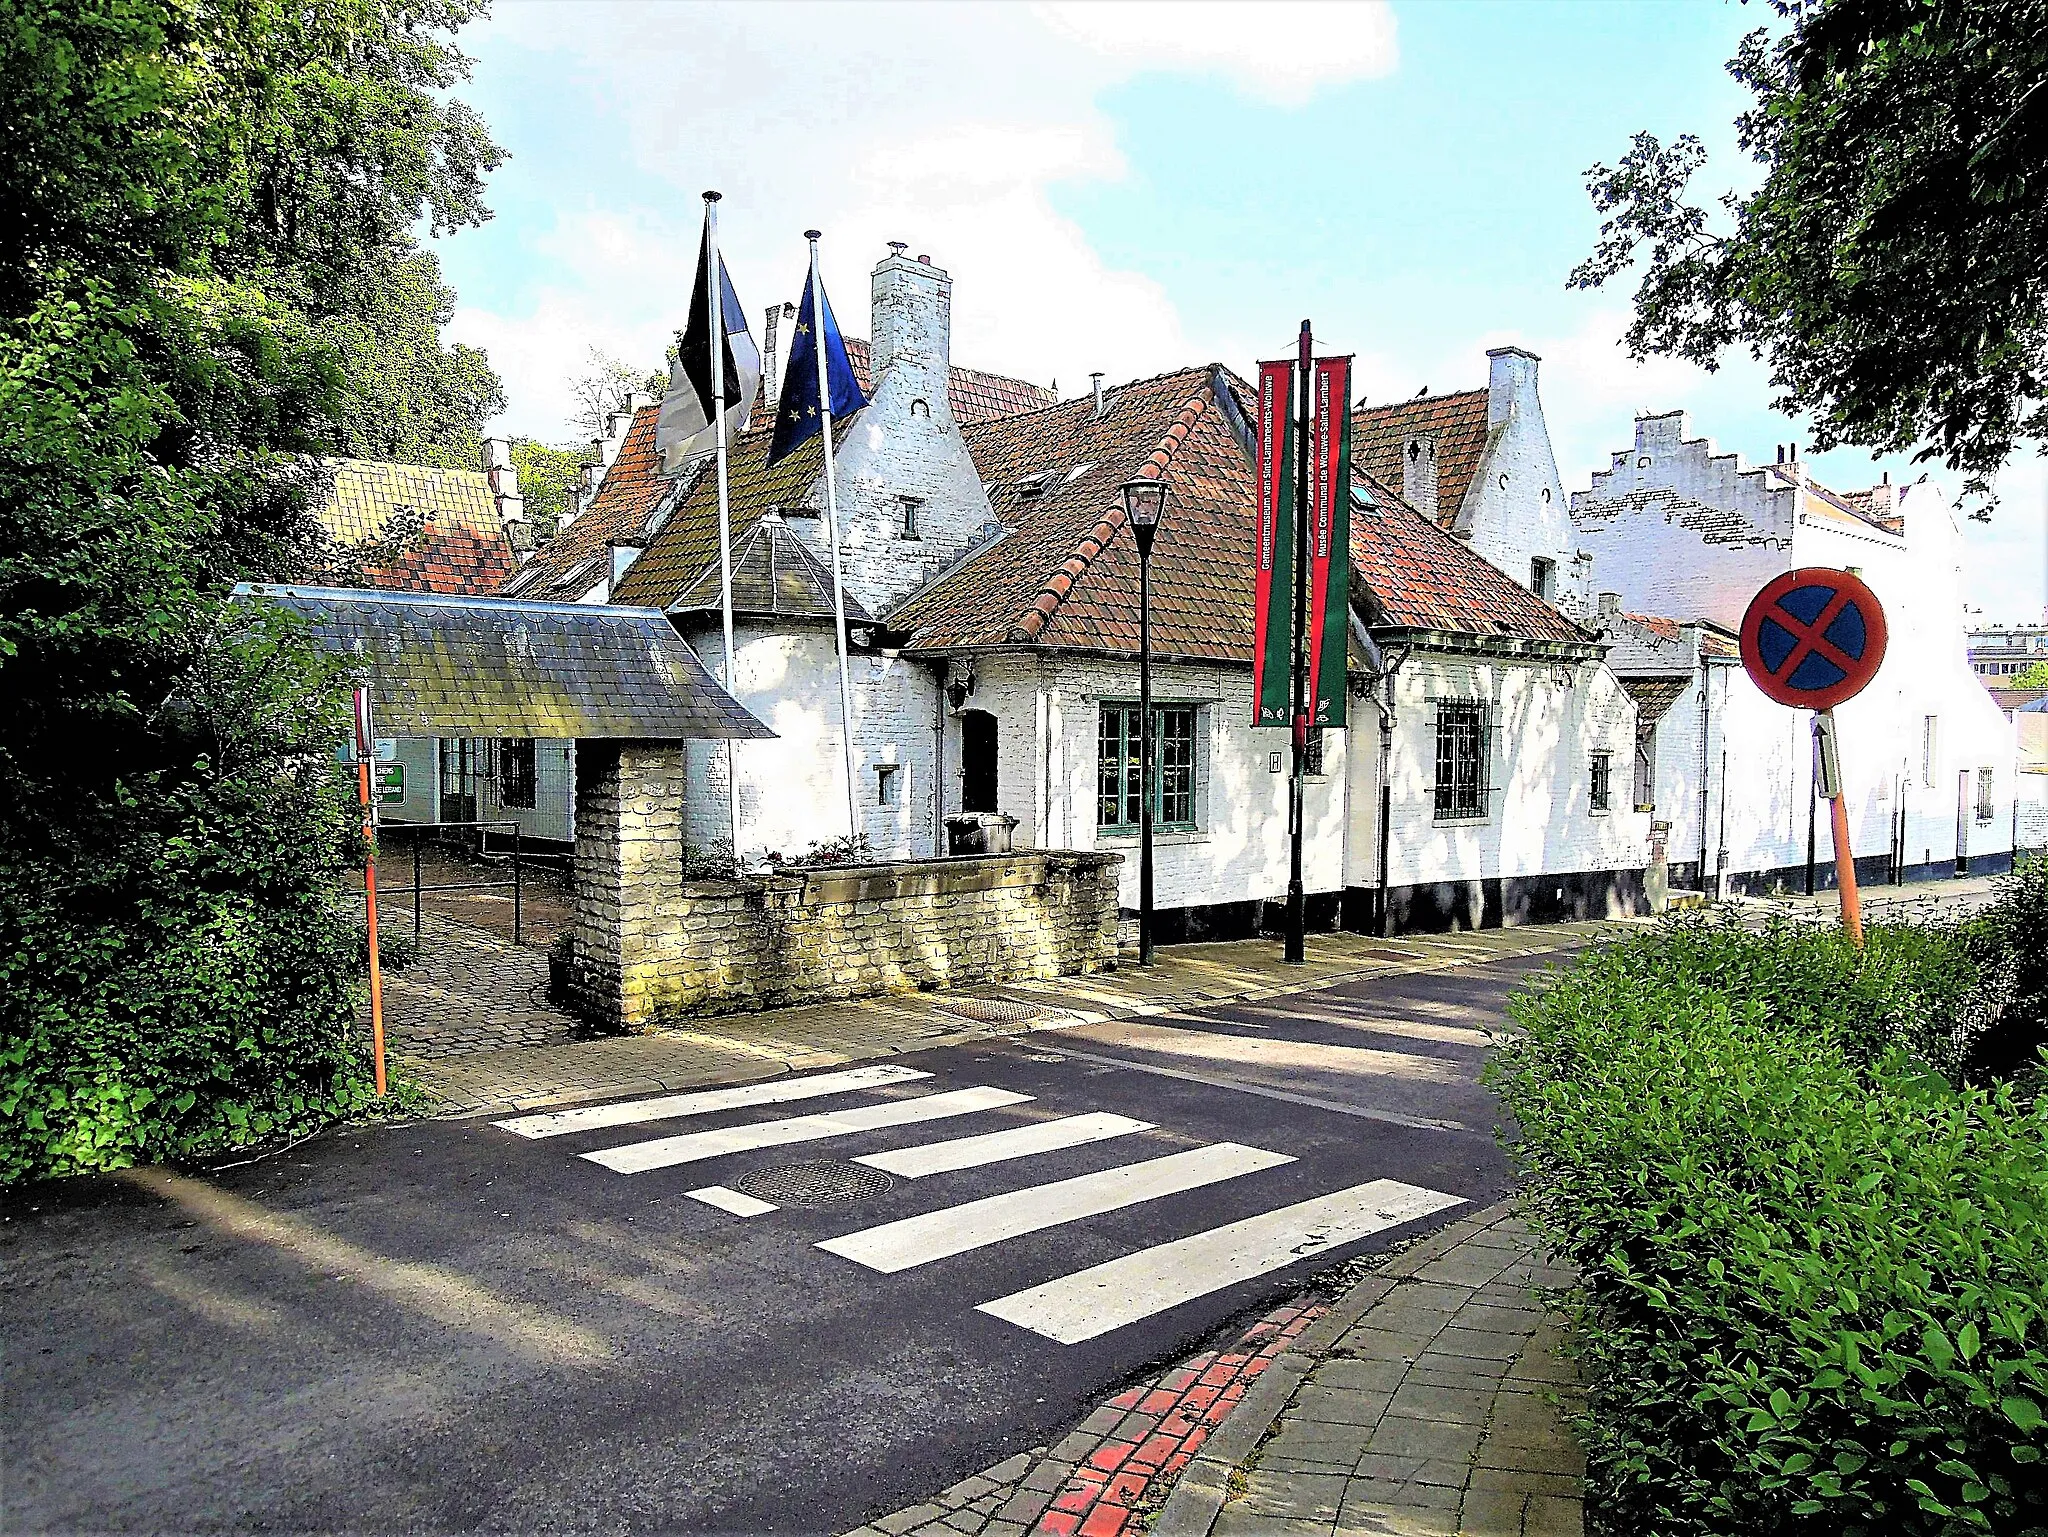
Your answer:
978;1178;1466;1344
493;1064;932;1139
685;1186;778;1217
816;1143;1293;1274
581;1086;1033;1174
853;1113;1155;1179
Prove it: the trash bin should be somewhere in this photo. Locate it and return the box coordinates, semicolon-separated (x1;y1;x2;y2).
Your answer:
946;812;1018;856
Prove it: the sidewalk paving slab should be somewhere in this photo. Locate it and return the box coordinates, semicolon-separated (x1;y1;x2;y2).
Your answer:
372;921;1642;1119
1152;1204;1585;1537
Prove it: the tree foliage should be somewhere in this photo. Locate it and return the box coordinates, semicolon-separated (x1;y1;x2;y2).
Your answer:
567;346;667;441
0;0;501;1181
1570;0;2048;503
509;437;592;539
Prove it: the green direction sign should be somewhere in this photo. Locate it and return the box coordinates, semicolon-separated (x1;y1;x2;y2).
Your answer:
375;764;405;804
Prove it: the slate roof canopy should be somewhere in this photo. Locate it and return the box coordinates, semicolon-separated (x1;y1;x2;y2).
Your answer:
232;584;771;740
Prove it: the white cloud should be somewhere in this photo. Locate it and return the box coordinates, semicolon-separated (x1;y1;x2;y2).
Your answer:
446;0;1396;442
1033;1;1398;106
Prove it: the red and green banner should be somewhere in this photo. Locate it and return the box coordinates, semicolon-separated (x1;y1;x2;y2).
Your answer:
1307;355;1352;727
1252;360;1296;726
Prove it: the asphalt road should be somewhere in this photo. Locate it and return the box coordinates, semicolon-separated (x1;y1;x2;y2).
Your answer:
2;951;1568;1536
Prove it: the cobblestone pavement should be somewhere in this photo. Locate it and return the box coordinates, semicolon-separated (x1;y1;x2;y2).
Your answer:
1730;869;2012;926
366;921;1638;1117
1153;1205;1584;1537
847;1301;1329;1537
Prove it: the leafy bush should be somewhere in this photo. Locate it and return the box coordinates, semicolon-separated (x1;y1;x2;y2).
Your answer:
1961;854;2048;1084
1491;915;2048;1536
0;613;383;1184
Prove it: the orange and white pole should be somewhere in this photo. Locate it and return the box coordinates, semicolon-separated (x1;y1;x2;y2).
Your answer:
1815;708;1863;947
353;688;387;1095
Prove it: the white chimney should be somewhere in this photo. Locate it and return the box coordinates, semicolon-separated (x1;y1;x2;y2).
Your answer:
870;244;953;420
1598;591;1621;618
1090;372;1106;419
1484;345;1541;429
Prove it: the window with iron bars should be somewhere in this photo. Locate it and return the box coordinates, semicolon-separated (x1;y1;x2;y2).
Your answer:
1977;766;1995;824
499;739;537;810
1590;750;1613;814
1098;705;1198;832
1433;701;1491;821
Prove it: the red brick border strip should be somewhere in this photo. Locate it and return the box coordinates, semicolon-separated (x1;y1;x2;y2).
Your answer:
1029;1301;1327;1537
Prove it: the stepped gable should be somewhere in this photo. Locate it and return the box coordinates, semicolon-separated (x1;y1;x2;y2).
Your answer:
318;457;518;595
1351;389;1491;530
1347;474;1593;645
890;367;1258;660
749;337;1055;426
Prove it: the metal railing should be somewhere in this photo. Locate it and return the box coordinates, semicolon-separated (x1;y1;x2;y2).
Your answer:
371;819;526;945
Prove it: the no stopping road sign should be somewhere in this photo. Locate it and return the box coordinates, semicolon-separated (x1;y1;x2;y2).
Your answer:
1738;567;1888;711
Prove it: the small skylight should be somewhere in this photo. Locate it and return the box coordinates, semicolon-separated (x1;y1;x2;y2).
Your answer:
1015;472;1050;502
1064;462;1097;484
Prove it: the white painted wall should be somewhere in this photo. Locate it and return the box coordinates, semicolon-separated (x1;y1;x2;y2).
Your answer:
797;252;998;618
1453;349;1590;618
1365;653;1649;889
1575;419;2018;878
681;621;943;863
949;655;1350;912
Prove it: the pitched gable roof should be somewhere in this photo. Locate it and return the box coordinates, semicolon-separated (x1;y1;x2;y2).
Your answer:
1351;390;1491;530
1348;475;1592;646
606;415;839;610
890;366;1595;661
316;457;519;596
502;405;671;601
890;368;1257;659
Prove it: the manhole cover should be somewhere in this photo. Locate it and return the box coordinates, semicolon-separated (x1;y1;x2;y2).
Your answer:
732;1160;894;1209
939;996;1047;1025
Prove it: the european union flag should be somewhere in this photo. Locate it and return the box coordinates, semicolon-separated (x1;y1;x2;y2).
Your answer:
767;265;868;466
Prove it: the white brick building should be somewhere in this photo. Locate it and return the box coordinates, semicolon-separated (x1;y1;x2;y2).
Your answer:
1573;417;2019;889
520;247;1651;936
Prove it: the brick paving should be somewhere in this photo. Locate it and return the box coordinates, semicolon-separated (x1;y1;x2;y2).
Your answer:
846;1301;1329;1537
364;921;1635;1118
1154;1205;1584;1537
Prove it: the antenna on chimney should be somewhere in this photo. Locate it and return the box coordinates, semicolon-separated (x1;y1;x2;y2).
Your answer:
887;241;907;258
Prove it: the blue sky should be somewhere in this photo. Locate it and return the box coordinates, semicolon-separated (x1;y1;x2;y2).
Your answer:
438;0;2045;624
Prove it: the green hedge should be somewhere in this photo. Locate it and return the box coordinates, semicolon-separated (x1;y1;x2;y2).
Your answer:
1490;915;2048;1536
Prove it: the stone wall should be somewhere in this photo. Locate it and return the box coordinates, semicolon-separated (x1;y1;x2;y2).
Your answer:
566;750;1122;1030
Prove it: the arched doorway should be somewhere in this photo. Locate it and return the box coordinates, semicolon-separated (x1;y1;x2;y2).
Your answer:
961;710;998;813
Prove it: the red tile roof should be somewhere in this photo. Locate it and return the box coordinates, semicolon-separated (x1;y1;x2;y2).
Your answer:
891;369;1258;659
892;368;1595;659
313;457;520;596
1348;474;1591;645
502;405;674;601
1624;612;1684;643
1351;390;1492;530
748;337;1054;427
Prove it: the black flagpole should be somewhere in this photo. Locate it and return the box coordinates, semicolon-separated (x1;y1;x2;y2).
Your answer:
1285;319;1312;964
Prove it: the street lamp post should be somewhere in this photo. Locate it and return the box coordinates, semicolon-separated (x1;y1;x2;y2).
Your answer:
1123;476;1168;966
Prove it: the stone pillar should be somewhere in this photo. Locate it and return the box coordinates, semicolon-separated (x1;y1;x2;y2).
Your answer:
569;739;689;1030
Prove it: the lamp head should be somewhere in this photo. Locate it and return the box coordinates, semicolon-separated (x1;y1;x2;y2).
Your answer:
1122;477;1167;558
